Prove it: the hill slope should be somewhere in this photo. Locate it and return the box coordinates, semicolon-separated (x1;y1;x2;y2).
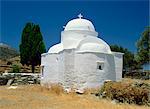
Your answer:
0;43;19;60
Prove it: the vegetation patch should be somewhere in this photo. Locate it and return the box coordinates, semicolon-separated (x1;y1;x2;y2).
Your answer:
10;64;21;73
97;81;150;106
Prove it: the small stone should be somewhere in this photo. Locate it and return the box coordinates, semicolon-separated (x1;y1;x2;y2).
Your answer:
75;89;84;94
7;86;18;89
6;79;14;86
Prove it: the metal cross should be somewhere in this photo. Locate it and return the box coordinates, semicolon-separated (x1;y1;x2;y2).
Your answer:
78;13;83;19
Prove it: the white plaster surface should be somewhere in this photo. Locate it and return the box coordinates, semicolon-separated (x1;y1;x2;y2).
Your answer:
41;15;123;90
64;18;95;31
112;52;123;81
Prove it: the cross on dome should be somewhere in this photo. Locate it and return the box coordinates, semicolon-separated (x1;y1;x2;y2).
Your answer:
78;13;83;19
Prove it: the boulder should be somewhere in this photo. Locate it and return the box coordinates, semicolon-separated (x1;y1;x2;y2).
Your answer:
0;76;8;85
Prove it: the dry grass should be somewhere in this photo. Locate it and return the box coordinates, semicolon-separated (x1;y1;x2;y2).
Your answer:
122;78;150;84
0;84;149;109
99;79;150;105
42;83;64;95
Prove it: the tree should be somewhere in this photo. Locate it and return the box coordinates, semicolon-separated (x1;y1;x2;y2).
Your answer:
19;23;46;73
110;45;135;70
136;27;150;65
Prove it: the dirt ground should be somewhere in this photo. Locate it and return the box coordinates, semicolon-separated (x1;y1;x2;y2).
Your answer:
0;84;149;109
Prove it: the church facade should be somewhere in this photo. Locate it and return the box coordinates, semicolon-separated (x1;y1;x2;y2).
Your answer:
41;14;123;91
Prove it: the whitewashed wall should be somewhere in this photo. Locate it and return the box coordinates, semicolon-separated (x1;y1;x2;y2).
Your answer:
58;51;64;84
74;52;116;90
41;51;123;90
41;53;59;84
112;52;123;81
62;49;75;89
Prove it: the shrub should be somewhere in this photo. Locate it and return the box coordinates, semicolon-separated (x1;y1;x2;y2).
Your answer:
11;64;20;73
98;81;150;106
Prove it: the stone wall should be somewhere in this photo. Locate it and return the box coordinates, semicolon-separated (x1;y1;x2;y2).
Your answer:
0;73;40;85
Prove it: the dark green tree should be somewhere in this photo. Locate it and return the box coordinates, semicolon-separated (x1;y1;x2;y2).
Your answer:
19;23;46;73
136;27;150;65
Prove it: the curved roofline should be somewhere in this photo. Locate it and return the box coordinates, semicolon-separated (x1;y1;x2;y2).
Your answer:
64;18;95;32
48;43;63;53
75;51;112;54
61;30;98;37
76;36;111;54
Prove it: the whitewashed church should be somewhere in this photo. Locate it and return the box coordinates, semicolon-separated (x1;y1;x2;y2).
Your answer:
41;14;123;91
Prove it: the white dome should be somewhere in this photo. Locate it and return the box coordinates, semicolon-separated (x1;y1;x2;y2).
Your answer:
78;43;111;53
77;37;111;54
64;18;95;32
47;14;111;54
48;43;63;53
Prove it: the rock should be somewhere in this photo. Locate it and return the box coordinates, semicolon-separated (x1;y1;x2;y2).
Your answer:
104;80;112;83
111;99;119;104
7;86;18;89
75;89;84;94
6;79;14;86
64;88;71;93
28;80;34;84
101;91;106;98
0;73;41;86
0;76;8;85
11;83;18;86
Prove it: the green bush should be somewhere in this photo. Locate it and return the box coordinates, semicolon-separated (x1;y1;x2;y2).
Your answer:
11;64;20;73
98;81;150;106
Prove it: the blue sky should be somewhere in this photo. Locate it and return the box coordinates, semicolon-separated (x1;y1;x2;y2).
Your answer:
0;0;149;53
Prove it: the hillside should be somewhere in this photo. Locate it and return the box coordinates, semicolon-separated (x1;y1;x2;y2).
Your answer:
0;56;40;73
0;43;19;60
0;43;40;73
